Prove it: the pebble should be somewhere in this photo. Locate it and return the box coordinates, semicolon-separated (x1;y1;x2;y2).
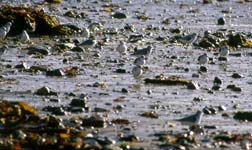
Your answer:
214;76;222;85
187;81;200;90
231;73;242;79
217;17;225;25
199;66;207;72
46;69;65;77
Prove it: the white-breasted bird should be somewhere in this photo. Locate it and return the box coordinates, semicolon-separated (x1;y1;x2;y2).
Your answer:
198;53;208;65
0;45;8;59
175;110;203;126
132;65;143;77
3;22;12;34
116;41;127;56
133;45;152;57
82;27;90;38
79;37;97;49
178;33;198;45
134;55;145;66
219;46;229;57
0;27;7;40
20;30;30;43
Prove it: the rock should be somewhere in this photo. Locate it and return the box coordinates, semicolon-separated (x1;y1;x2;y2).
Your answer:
231;73;242;79
214;77;222;85
227;84;242;92
228;33;245;47
15;62;29;70
111;118;130;125
140;111;159;118
120;135;139;142
192;73;200;78
203;106;217;115
46;69;65;77
35;86;57;96
112;12;127;19
218;56;228;61
217;17;225;25
212;85;221;91
70;46;85;52
144;76;191;86
70;98;87;108
29;65;49;72
234;111;252;121
121;88;128;93
199;66;207;72
82;115;106;128
51;107;67;116
187;81;200;90
27;46;50;56
218;105;227;111
115;68;126;73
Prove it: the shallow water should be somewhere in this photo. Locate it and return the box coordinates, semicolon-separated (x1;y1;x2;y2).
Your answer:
1;0;252;149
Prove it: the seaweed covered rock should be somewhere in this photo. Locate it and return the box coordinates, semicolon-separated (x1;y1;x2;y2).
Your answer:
0;5;80;36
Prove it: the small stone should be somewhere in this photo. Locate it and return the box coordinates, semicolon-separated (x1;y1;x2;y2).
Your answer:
193;97;203;102
112;12;127;19
51;107;67;116
15;62;29;70
227;84;242;92
70;98;87;107
214;77;222;85
217;17;225;25
82;115;106;128
27;46;50;56
116;68;126;73
231;73;242;79
70;46;85;52
187;81;199;90
218;105;227;111
121;88;128;93
35;86;50;95
46;69;65;77
200;66;207;72
147;89;152;95
49;98;61;103
192;73;200;78
218;56;228;61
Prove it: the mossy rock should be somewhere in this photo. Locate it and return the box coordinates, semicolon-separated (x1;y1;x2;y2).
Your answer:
144;76;191;85
234;111;252;121
0;5;79;35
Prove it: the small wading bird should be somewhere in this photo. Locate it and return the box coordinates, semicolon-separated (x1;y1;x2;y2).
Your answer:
175;110;203;126
0;45;8;59
0;22;12;40
178;33;198;45
82;27;90;39
116;41;127;57
134;55;145;66
79;36;97;50
133;45;152;57
198;53;208;65
132;65;143;77
219;46;229;57
20;30;30;43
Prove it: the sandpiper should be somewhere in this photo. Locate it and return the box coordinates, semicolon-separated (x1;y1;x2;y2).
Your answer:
175;110;203;126
133;45;152;56
116;41;127;57
3;22;12;33
82;27;90;38
0;45;8;59
178;33;198;45
198;53;208;65
20;30;30;43
0;27;7;40
132;65;143;77
219;46;229;57
79;36;97;49
134;55;145;66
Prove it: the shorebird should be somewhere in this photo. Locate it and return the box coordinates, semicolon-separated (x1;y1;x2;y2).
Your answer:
116;41;127;57
198;53;208;65
3;22;12;33
133;45;152;56
132;65;143;77
134;55;145;66
20;30;30;43
79;37;97;49
178;33;198;45
82;27;90;38
219;46;229;57
175;110;203;126
0;45;8;59
0;27;7;40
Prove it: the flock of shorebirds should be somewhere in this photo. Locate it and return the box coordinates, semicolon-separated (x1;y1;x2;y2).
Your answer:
0;23;231;126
